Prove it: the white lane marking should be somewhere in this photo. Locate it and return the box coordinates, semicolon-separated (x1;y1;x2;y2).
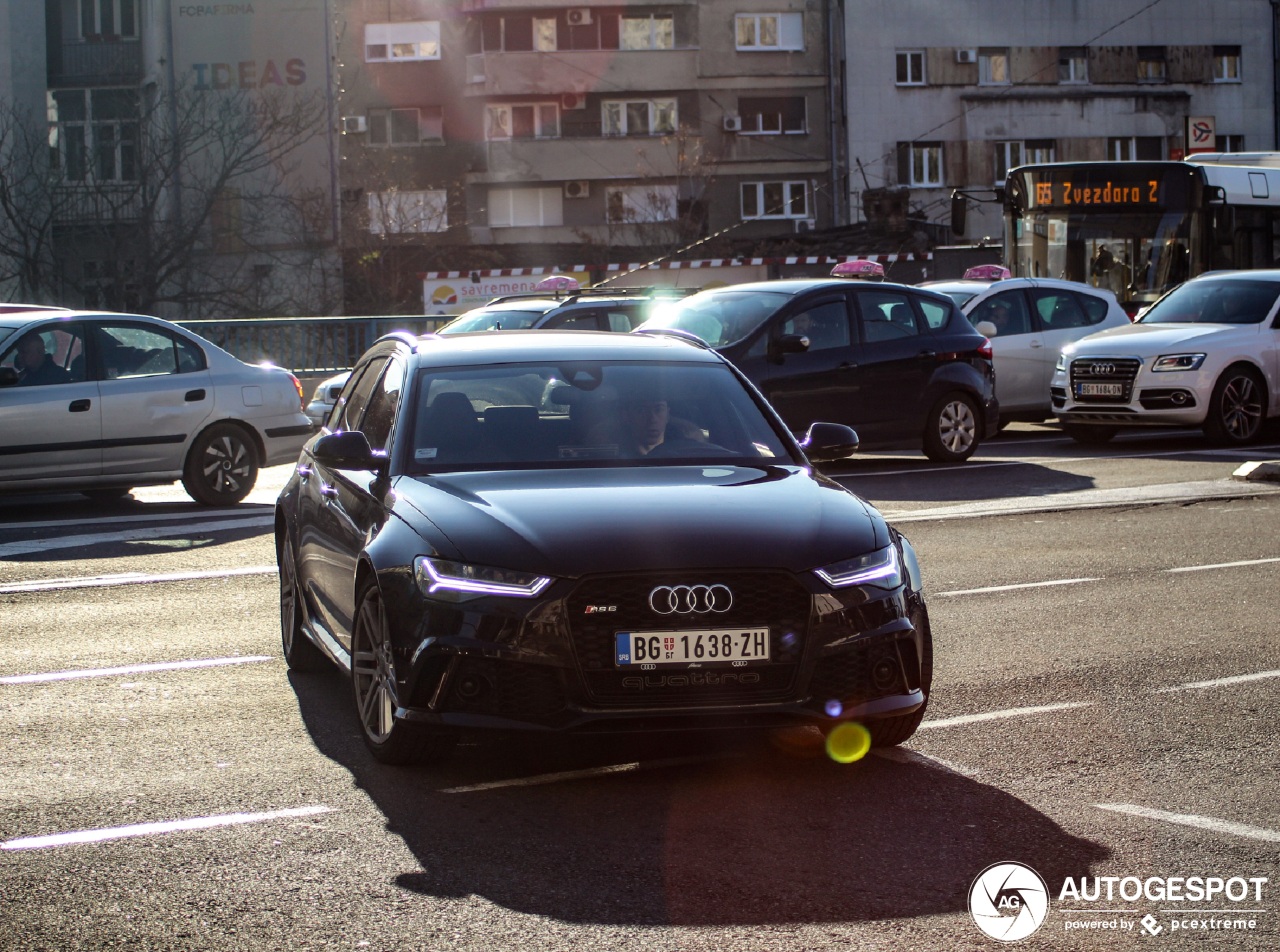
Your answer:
1157;669;1280;693
0;656;274;685
0;515;273;559
871;747;978;776
1167;557;1280;574
0;566;277;594
1096;803;1280;843
833;460;1023;478
938;577;1101;597
920;701;1094;730
439;754;730;794
2;805;332;851
5;509;257;531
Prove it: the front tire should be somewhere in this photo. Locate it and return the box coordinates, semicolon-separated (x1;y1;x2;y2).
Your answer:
922;392;980;463
182;423;258;506
280;538;325;673
1203;366;1265;445
352;584;456;765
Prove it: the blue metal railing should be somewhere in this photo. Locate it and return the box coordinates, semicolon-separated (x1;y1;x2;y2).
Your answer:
178;316;450;374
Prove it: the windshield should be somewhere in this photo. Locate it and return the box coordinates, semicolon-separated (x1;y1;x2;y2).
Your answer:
639;289;793;347
403;360;793;472
1138;277;1280;325
439;307;548;334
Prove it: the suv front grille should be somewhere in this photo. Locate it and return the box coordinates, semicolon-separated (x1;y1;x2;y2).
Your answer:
1069;357;1141;403
567;571;809;707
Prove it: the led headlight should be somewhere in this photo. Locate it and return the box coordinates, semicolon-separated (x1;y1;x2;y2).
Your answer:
1152;353;1206;372
416;557;552;598
814;545;903;590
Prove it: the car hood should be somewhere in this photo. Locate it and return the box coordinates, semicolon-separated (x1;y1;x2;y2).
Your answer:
1066;321;1248;355
392;465;886;578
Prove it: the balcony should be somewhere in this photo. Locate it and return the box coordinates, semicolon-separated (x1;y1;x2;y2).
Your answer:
465;49;699;97
52;185;144;225
471;135;700;184
50;39;143;86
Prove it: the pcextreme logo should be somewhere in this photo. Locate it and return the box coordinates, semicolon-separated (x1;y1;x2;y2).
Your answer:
969;862;1050;942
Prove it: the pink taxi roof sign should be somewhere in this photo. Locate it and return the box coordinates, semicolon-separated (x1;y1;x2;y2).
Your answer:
830;259;885;280
534;274;581;292
962;264;1011;281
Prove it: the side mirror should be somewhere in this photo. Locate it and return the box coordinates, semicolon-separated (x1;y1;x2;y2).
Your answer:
769;333;810;361
312;430;386;472
801;422;859;462
0;367;17;387
975;320;998;337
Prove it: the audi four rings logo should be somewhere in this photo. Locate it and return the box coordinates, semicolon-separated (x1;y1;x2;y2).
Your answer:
1087;362;1116;375
648;584;733;614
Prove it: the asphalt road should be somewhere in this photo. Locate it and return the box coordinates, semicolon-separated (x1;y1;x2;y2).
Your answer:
2;424;1279;951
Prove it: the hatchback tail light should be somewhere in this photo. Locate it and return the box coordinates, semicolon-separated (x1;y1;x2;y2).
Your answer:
977;338;993;361
288;373;305;411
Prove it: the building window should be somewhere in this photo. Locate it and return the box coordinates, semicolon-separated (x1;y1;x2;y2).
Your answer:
995;140;1054;184
534;17;557;52
485;103;560;140
1219;134;1246;152
1213;45;1241;83
906;142;944;187
896;50;925;86
367;189;448;234
606;185;678;223
1058;47;1088;84
211;188;246;253
738;96;806;134
1108;136;1163;160
620;14;674;50
488;187;564;227
368;107;444;146
734;13;804;52
979;49;1010;85
740;181;809;219
80;0;137;40
1137;47;1167;82
51;88;139;183
365;22;441;62
602;99;677;136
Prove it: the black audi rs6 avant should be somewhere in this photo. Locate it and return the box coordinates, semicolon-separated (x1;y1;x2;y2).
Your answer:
275;329;932;764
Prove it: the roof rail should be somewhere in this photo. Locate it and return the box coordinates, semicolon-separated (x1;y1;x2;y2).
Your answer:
484;285;701;306
632;326;714;350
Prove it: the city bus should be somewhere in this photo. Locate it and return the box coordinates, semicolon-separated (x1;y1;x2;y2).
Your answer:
999;154;1280;314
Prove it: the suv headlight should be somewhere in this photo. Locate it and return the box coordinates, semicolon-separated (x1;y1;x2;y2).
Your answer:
814;545;903;590
416;557;553;599
1152;353;1206;372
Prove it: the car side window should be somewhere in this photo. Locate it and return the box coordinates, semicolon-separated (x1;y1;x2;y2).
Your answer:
357;357;405;453
859;290;923;342
550;310;603;331
333;358;387;433
0;323;87;386
779;299;851;352
970;291;1031;336
1032;290;1088;329
95;324;206;379
606;309;640;331
917;297;952;331
1074;292;1110;325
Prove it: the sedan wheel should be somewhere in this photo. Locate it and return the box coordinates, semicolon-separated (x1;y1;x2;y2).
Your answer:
1204;367;1265;445
280;539;324;672
182;423;258;505
923;392;980;463
352;585;455;765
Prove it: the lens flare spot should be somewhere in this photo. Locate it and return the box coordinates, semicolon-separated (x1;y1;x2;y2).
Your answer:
780;632;797;649
824;699;843;717
825;721;871;764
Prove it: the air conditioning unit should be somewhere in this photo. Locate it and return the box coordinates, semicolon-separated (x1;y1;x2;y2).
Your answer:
956;49;977;64
560;92;587;110
794;218;817;234
341;115;367;134
723;115;742;133
567;8;593;25
564;180;591;199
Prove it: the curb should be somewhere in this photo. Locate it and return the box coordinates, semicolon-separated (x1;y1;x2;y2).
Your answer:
1232;460;1280;482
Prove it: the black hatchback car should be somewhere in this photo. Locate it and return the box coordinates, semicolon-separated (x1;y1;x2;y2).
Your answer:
276;330;932;764
639;279;998;462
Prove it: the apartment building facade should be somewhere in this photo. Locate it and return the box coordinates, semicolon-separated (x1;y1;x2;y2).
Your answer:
845;0;1279;248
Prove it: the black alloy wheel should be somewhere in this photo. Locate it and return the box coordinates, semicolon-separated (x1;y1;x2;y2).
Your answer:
1203;366;1265;445
280;538;325;673
351;584;456;765
182;423;258;505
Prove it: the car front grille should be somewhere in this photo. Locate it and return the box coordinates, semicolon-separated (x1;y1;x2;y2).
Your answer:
1069;357;1141;403
566;571;810;707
